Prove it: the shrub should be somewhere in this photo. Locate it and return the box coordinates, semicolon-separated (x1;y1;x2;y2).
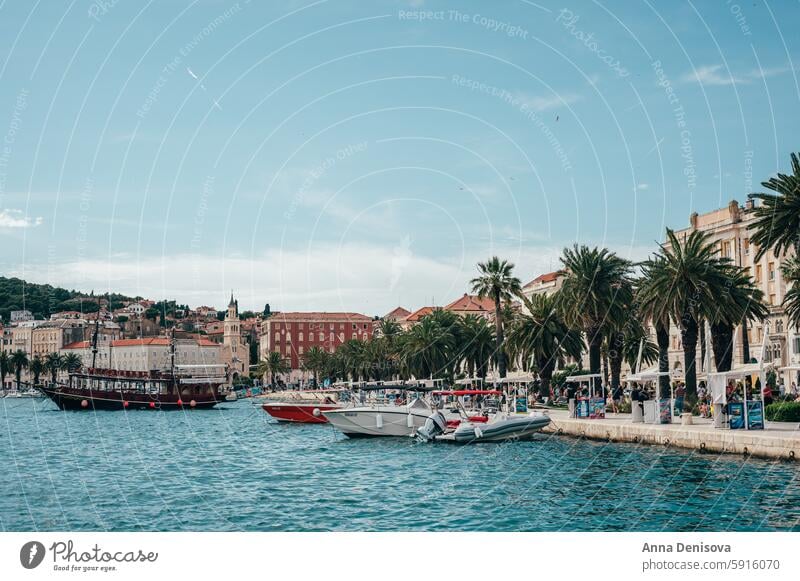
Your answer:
765;401;800;422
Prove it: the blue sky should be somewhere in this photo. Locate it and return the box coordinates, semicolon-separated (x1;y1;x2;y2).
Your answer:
0;0;798;315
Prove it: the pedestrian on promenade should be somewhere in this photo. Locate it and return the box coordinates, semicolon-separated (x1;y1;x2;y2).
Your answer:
674;382;686;415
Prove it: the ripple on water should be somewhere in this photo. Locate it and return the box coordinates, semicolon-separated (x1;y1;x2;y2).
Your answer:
2;398;800;531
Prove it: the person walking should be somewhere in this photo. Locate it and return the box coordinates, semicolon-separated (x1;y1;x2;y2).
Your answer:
674;382;686;415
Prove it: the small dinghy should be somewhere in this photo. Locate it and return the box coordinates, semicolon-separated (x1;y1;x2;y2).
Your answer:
417;411;550;443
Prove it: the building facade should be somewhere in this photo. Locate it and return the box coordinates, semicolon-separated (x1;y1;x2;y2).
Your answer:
61;337;222;372
667;200;796;384
259;312;373;379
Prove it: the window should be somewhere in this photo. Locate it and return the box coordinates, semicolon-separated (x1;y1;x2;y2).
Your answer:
743;238;750;255
755;265;762;283
776;319;784;333
793;337;800;355
339;323;344;330
770;294;776;305
769;262;775;281
319;332;324;341
299;346;304;355
274;333;280;342
299;332;304;342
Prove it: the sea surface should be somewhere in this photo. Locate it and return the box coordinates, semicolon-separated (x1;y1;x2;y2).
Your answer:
1;397;799;532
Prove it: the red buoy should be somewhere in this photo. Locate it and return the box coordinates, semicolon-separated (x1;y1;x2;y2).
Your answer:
149;401;156;409
189;400;196;408
81;399;89;408
123;401;129;408
177;399;183;406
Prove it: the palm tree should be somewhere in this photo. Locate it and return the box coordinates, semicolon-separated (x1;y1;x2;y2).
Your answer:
62;353;83;373
29;355;44;386
470;256;522;378
44;352;64;385
748;152;800;261
637;229;734;401
638;257;673;398
375;319;402;341
256;351;290;387
782;256;800;330
457;315;495;380
10;349;29;389
558;245;633;391
506;294;583;398
0;351;10;391
706;265;768;372
399;316;454;379
302;346;329;387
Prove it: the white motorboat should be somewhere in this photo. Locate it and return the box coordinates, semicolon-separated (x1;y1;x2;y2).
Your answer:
417;388;550;443
323;397;433;437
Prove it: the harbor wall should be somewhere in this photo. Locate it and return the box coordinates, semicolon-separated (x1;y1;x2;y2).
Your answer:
543;416;799;462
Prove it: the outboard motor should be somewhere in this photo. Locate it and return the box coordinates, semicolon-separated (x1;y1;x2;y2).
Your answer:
416;411;447;442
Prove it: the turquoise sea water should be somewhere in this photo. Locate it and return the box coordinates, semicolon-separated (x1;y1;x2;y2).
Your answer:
1;398;799;531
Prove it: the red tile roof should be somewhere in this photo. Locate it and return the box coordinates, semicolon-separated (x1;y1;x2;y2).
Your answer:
268;312;373;322
383;306;411;320
404;306;437;322
444;294;495;313
523;271;562;288
62;340;90;350
112;338;171;347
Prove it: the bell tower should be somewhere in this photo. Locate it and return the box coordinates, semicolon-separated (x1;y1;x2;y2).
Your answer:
224;292;239;355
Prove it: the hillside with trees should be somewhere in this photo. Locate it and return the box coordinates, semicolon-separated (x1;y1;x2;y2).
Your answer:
0;277;139;323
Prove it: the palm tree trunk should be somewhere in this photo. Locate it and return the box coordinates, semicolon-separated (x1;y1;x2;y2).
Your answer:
741;317;751;363
656;318;670;399
538;358;554;399
609;348;622;393
586;325;603;393
602;349;609;389
710;321;734;372
493;291;506;378
700;320;706;372
681;317;699;403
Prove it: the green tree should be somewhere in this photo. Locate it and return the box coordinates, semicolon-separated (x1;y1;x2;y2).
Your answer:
302;346;330;386
256;351;290;387
470;256;522;378
44;352;64;384
457;314;495;380
399;316;455;380
558;245;633;392
10;349;29;389
0;351;10;390
62;352;83;373
749;152;800;261
706;265;768;372
507;294;583;398
29;355;44;386
637;229;735;401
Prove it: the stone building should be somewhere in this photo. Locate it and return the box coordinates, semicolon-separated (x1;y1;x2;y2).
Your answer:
667;200;796;385
221;294;250;381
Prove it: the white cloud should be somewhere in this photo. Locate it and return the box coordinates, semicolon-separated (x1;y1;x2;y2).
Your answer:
635;183;649;191
513;92;581;112
12;241;655;315
683;64;792;86
0;209;43;228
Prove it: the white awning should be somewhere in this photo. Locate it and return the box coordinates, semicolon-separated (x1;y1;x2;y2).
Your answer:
566;374;602;382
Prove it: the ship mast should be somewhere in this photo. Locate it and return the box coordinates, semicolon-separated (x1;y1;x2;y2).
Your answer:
90;315;100;369
170;325;176;387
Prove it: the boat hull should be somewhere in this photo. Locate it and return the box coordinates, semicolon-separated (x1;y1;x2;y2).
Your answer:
40;386;223;411
449;414;551;443
262;402;341;423
323;407;431;437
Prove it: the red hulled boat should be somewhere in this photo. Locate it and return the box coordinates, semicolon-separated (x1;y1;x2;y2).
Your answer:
261;389;345;423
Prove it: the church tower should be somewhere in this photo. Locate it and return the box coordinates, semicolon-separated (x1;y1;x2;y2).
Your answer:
224;293;240;356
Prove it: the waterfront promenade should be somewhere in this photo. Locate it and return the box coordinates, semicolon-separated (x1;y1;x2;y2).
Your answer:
543;409;800;461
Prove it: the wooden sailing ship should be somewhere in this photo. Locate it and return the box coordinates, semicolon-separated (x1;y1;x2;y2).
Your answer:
40;321;230;411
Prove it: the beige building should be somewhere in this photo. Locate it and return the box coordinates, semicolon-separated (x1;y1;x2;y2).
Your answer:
666;200;795;385
521;271;564;299
61;337;222;373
